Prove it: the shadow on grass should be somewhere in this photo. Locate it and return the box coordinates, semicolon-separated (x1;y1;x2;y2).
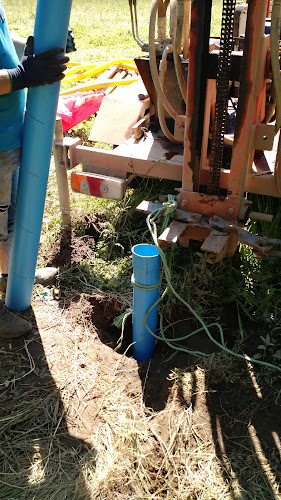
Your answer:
95;310;281;498
206;356;281;500
139;340;281;499
0;307;96;500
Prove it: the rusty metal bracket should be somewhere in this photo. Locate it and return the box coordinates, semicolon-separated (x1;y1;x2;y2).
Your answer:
253;124;276;151
137;200;281;259
209;215;281;255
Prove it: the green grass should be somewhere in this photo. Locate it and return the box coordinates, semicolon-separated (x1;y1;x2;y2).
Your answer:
7;0;223;58
6;0;150;60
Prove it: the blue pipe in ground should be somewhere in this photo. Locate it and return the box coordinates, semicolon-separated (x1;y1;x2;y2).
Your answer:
132;244;161;361
6;0;73;311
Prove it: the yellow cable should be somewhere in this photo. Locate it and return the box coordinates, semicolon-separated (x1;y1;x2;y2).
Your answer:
65;59;108;67
60;77;141;96
64;63;99;78
64;58;138;83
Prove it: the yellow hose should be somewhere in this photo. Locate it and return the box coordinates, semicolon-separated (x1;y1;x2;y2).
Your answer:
65;59;108;67
60;76;141;96
64;63;98;78
149;0;177;120
65;61;83;66
64;58;138;83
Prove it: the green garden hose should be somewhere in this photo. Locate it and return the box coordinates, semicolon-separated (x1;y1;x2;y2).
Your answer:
115;197;281;374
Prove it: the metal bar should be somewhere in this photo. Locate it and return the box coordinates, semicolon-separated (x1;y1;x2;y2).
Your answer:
228;0;268;213
182;0;206;191
194;0;212;191
199;164;281;198
53;118;71;230
70;140;184;181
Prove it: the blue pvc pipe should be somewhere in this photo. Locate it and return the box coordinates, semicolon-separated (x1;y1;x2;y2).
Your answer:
132;244;161;362
6;0;72;311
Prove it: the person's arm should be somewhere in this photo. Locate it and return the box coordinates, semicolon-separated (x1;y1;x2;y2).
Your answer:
10;32;26;60
0;69;12;95
0;33;69;95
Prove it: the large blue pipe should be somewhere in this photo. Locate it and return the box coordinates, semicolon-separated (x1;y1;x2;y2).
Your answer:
6;0;73;311
132;244;161;361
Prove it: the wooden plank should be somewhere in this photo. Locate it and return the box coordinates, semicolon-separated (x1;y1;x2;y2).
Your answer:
158;221;189;248
88;80;148;145
136;200;163;213
200;229;231;261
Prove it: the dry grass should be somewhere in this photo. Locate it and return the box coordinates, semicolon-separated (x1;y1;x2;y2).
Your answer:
0;346;228;499
1;295;280;499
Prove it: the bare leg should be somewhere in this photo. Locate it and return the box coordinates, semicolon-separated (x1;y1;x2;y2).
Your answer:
0;237;11;274
0;163;58;287
0;155;31;336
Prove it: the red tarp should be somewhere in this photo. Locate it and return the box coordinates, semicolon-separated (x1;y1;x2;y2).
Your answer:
57;90;105;132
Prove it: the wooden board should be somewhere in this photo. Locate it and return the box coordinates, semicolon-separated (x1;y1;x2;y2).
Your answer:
158;221;189;248
89;80;149;145
200;229;231;261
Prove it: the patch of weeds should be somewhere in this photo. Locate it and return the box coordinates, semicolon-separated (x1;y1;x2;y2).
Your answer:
203;352;248;385
252;332;281;373
247;194;281;239
59;256;133;303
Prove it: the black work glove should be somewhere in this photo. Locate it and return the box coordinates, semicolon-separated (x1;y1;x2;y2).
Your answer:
8;36;69;92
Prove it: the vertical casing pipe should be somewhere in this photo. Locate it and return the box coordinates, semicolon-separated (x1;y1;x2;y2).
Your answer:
6;0;72;311
132;244;161;361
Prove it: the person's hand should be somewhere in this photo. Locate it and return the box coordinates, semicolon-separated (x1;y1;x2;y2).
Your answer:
8;37;69;92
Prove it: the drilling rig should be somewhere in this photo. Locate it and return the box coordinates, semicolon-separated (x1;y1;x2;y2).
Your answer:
65;0;281;261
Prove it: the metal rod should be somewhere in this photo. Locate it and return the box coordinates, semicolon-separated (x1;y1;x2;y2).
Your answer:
182;0;206;190
54;118;71;230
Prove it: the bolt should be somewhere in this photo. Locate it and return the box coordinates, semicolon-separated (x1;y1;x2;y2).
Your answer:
191;214;200;221
257;237;268;247
81;180;89;190
212;215;219;222
227;208;234;215
101;184;108;193
181;200;188;208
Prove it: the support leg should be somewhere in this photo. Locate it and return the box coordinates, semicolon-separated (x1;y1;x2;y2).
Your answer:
53;117;71;230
